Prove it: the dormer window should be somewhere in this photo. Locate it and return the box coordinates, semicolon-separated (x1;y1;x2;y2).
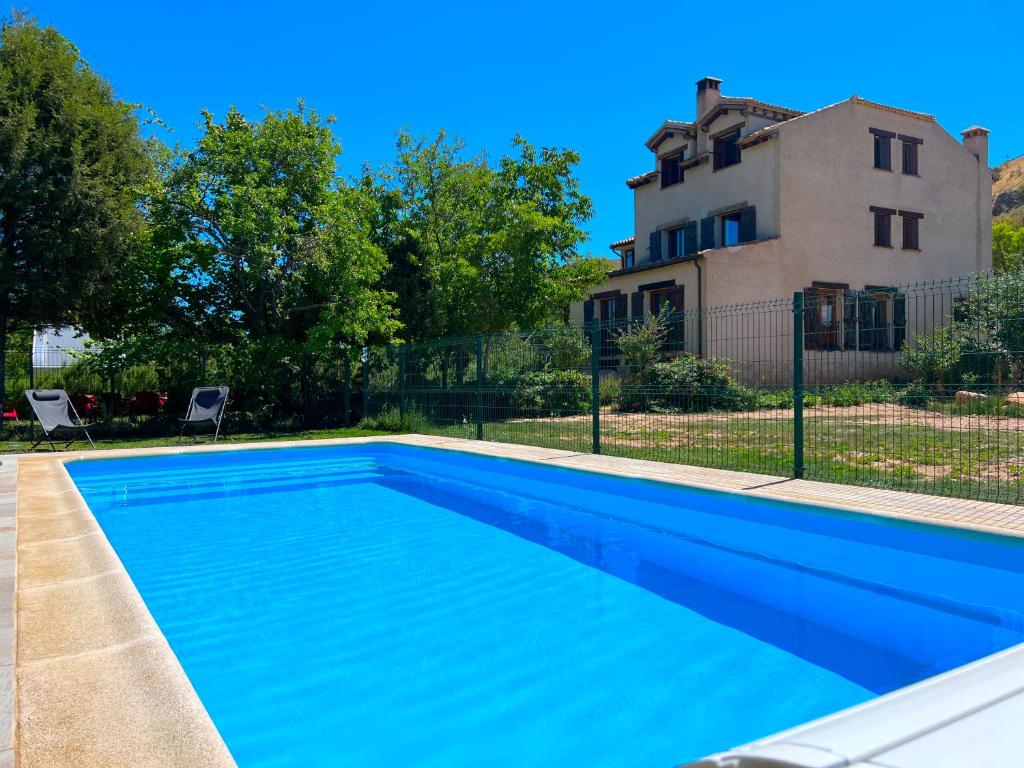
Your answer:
712;130;741;170
622;248;635;268
660;152;683;187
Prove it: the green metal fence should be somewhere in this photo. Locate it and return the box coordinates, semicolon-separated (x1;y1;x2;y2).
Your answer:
366;274;1024;505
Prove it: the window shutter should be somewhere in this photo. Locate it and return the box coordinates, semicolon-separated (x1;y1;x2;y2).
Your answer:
893;293;907;349
583;299;595;324
879;137;891;170
858;292;873;350
631;291;644;318
803;289;820;350
649;231;662;261
668;285;685;313
668;285;685;349
614;294;628;320
713;139;725;170
700;217;715;250
738;206;756;243
843;291;858;350
683;221;697;255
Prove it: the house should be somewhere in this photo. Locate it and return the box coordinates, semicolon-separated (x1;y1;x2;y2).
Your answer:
571;77;992;382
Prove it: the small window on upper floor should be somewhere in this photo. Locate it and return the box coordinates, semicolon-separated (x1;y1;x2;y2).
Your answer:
871;128;894;170
622;248;635;268
660;153;683;187
900;135;921;175
721;212;743;246
712;131;741;171
900;210;922;250
871;206;894;248
666;227;684;259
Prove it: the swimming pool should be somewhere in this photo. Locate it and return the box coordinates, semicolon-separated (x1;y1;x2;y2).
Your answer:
65;443;1024;767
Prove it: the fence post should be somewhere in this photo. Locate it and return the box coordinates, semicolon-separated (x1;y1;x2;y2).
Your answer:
361;347;369;422
591;320;601;455
475;333;484;440
343;354;351;428
792;291;805;479
398;345;407;423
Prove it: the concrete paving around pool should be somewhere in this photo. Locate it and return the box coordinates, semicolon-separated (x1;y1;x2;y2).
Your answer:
7;434;1024;767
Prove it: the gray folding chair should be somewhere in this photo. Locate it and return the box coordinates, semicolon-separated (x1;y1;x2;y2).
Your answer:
24;389;96;451
179;386;229;442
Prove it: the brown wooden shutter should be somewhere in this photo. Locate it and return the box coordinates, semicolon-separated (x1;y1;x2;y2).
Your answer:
631;291;644;318
843;291;858;350
583;299;595;324
614;294;628;320
893;293;907;349
803;289;821;350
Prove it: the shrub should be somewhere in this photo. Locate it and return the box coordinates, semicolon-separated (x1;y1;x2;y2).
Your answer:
490;369;591;416
617;354;749;413
901;322;1004;392
815;380;896;407
359;405;430;433
898;380;932;407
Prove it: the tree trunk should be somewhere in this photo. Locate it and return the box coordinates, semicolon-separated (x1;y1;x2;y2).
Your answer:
0;314;7;418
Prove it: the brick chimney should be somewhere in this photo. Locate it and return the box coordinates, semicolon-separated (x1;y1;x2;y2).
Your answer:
696;77;722;119
961;125;990;164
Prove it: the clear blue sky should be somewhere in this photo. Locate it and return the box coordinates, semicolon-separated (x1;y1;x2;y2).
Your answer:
30;0;1024;255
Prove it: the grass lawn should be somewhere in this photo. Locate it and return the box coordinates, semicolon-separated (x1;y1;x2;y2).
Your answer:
0;426;390;455
409;406;1024;505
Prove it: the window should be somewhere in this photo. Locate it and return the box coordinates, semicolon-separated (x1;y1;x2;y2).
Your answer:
718;206;756;247
666;227;684;259
622;248;635;268
600;298;617;322
858;291;892;352
721;212;742;246
901;138;920;175
900;210;923;250
650;289;673;316
712;130;741;170
803;288;842;351
870;128;894;170
871;206;895;247
660;152;683;187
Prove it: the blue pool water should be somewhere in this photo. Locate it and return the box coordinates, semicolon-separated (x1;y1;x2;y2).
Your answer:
67;444;1024;767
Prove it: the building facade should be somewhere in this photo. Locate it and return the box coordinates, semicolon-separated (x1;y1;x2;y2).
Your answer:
571;77;992;381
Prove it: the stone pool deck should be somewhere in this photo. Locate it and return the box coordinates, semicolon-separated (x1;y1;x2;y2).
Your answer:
6;434;1024;767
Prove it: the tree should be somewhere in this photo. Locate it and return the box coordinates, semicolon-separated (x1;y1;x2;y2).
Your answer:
370;130;607;340
993;220;1024;272
148;103;399;418
0;14;153;405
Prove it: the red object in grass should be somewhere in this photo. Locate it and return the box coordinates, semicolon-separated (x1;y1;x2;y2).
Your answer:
70;394;98;418
2;402;17;420
130;390;166;417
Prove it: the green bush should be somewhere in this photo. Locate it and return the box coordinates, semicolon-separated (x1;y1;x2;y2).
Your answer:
359;405;431;433
490;369;591;416
898;380;932;407
901;322;1004;392
815;379;897;407
617;355;749;413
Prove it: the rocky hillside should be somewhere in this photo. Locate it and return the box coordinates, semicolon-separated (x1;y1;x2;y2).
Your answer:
994;155;1024;222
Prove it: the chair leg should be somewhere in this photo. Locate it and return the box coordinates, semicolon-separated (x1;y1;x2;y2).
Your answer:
84;429;96;449
213;420;222;442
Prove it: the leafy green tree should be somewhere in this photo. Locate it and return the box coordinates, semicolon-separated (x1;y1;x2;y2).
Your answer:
150;103;398;346
148;103;399;419
993;220;1024;272
370;130;607;340
0;14;153;404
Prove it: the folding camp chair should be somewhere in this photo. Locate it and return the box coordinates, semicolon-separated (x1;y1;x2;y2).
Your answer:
24;389;96;451
179;386;230;442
